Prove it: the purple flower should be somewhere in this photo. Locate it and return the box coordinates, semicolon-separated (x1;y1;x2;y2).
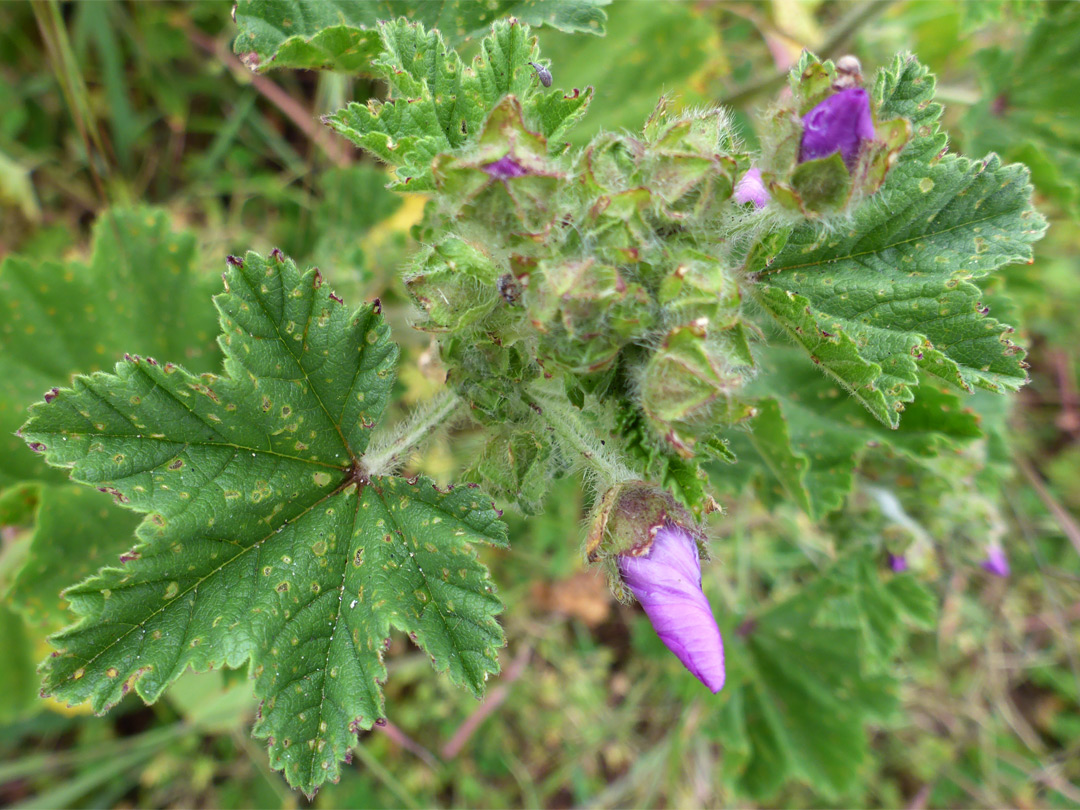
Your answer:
888;553;908;573
734;167;769;208
618;524;725;692
800;87;875;169
482;155;528;180
981;545;1010;578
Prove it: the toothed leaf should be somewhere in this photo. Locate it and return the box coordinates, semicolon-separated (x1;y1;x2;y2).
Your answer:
325;18;591;190
751;55;1046;428
233;0;608;73
20;251;506;795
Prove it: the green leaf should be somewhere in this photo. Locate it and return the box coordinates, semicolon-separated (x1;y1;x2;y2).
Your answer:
464;428;557;515
615;404;721;516
730;575;899;800
750;54;1046;427
535;0;715;144
815;551;937;669
326;18;587;191
0;480;39;528
722;347;982;518
233;0;608;73
20;251;507;795
958;0;1046;34
0;603;37;722
0;208;219;489
8;483;140;633
962;3;1080;214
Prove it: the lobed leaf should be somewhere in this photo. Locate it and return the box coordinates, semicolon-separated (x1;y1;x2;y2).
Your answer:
232;0;608;73
20;251;506;795
326;18;590;190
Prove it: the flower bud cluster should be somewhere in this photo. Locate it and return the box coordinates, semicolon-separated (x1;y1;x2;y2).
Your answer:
406;94;759;459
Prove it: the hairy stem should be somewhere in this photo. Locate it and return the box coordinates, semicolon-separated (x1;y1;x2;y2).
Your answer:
364;388;462;476
525;389;638;490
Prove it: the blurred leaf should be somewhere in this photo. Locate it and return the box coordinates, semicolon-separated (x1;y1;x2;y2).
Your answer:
962;3;1080;214
7;483;139;633
536;0;715;144
722;347;982;518
958;0;1045;33
166;669;256;733
816;552;937;669
232;0;608;72
725;554;903;799
0;602;37;722
0;208;219;489
22;250;507;795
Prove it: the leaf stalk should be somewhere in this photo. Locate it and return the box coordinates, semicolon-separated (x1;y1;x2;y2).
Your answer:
364;387;462;475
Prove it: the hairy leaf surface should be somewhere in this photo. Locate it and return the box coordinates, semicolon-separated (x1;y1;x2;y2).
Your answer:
233;0;608;72
751;55;1046;427
326;19;590;190
20;251;507;795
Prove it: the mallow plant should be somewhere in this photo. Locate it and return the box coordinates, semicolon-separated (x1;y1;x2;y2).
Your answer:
6;5;1046;798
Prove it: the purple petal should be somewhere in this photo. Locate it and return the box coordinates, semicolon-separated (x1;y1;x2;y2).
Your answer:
888;553;908;573
981;546;1010;578
482;155;529;180
734;167;769;208
799;87;875;169
618;524;725;693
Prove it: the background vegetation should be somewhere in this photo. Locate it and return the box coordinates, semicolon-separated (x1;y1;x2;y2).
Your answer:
0;1;1077;807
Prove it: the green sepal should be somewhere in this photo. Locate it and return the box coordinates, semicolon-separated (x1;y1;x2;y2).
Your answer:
406;237;503;331
464;428;558;515
788;151;852;214
530;258;653;375
639;324;754;457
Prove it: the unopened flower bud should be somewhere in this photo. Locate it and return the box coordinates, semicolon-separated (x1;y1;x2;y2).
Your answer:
888;553;908;573
800;87;875;169
981;545;1010;578
733;167;769;208
618;523;725;693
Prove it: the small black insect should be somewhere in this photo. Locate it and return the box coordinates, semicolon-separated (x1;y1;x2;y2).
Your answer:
497;273;522;305
528;61;552;88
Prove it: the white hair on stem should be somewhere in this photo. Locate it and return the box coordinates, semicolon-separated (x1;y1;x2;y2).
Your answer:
364;388;463;476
